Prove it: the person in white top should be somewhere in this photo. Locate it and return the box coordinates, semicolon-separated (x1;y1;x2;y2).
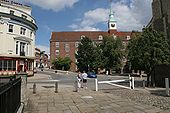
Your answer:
77;71;82;88
82;71;88;89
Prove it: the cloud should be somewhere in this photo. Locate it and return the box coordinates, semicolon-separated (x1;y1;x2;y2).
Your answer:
113;0;152;31
69;0;152;31
36;45;50;56
16;0;79;12
69;8;109;31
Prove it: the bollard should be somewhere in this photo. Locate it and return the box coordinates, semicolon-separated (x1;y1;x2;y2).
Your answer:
74;81;78;92
55;82;58;93
95;79;98;91
129;76;132;89
143;79;145;89
165;78;169;96
33;83;36;94
130;77;134;89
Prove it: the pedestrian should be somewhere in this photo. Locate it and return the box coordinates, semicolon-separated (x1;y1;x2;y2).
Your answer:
82;71;88;89
76;71;82;88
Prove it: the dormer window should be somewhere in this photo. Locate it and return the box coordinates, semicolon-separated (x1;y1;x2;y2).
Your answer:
127;36;131;40
80;35;85;40
75;42;79;47
98;35;103;40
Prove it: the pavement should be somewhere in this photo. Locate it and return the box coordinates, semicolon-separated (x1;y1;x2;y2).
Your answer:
23;73;169;113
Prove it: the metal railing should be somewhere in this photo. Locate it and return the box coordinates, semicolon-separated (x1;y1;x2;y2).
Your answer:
0;77;21;113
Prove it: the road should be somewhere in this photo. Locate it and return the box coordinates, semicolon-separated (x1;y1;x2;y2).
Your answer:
36;68;130;90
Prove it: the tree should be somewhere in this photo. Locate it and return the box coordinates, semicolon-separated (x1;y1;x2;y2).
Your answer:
100;36;124;73
75;36;95;72
53;57;71;71
127;28;170;74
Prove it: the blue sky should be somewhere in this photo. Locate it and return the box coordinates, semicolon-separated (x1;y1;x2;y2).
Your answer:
16;0;152;55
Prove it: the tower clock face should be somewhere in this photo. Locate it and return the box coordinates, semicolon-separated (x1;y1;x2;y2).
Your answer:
111;24;115;27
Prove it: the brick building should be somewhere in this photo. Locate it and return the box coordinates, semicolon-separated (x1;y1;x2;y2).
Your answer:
50;8;135;71
147;0;170;41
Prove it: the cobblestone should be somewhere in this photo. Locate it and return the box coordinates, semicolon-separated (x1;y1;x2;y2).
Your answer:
102;87;170;111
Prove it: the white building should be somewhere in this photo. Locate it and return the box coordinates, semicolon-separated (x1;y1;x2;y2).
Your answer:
0;0;37;76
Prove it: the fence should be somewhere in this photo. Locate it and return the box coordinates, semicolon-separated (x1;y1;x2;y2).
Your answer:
95;76;135;91
0;77;21;113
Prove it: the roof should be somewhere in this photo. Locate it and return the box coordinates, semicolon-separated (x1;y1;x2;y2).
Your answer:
51;30;133;42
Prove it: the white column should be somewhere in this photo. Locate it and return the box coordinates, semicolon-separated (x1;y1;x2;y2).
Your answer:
18;42;20;55
95;79;98;91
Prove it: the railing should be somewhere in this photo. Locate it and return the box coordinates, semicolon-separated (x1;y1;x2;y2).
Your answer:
0;77;21;113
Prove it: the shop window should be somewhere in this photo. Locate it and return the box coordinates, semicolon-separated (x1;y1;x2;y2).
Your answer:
0;60;2;71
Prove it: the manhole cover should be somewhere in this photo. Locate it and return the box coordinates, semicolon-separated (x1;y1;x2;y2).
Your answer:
81;96;93;99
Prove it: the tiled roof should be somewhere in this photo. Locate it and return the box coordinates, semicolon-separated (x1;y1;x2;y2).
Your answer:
51;30;133;42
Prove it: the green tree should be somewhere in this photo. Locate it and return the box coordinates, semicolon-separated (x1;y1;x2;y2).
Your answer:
100;36;124;73
54;57;71;71
127;28;170;74
75;36;95;72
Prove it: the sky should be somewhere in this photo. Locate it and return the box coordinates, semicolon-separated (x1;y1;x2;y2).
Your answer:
15;0;153;55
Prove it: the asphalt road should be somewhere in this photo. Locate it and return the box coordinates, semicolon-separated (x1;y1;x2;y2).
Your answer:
36;69;130;90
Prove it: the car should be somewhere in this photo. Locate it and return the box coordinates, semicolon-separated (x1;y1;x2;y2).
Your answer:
87;72;97;78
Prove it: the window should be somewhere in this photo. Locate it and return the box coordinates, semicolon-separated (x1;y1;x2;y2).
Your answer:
20;42;25;52
98;35;103;40
12;60;16;71
8;24;13;32
56;50;59;56
65;43;70;52
21;14;27;19
28;62;32;70
80;35;85;40
65;54;70;57
26;44;28;55
0;60;16;71
56;42;59;48
16;41;18;54
10;10;14;15
0;60;2;71
4;60;7;70
30;31;32;37
8;60;12;70
127;36;131;40
75;42;79;47
20;27;26;35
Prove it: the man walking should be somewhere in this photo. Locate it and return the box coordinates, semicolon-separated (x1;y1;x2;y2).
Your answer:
82;71;88;89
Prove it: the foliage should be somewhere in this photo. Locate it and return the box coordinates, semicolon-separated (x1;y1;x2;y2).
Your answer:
100;36;124;71
127;28;170;74
53;57;71;71
75;36;95;72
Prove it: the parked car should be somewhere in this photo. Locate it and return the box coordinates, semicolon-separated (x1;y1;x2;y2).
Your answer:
87;72;97;78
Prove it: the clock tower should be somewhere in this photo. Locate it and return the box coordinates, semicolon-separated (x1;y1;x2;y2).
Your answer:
108;1;117;34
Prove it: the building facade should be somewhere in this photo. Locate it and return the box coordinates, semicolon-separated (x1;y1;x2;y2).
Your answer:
0;0;37;76
147;0;170;41
50;8;133;71
34;47;40;68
